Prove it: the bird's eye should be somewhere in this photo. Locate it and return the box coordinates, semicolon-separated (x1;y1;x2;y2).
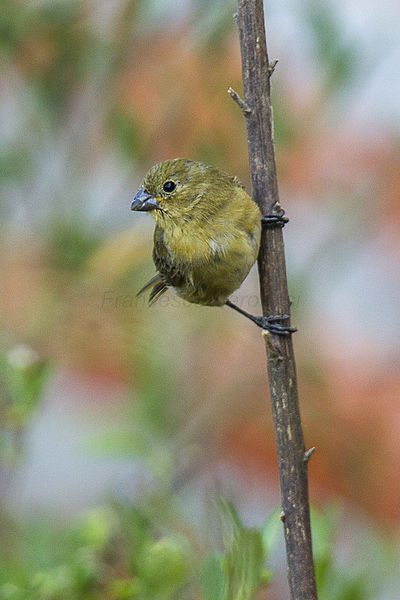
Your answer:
163;181;176;193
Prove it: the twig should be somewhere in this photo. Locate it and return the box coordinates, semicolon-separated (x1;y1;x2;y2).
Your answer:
234;2;318;599
304;447;316;463
227;87;252;116
268;58;278;76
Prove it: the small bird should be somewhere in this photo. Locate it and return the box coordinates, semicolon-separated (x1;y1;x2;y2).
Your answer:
131;158;292;333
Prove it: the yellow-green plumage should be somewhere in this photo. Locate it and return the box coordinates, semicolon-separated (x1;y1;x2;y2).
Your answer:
131;158;261;308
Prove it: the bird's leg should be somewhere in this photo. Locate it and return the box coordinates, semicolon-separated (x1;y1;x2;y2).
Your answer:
225;300;297;335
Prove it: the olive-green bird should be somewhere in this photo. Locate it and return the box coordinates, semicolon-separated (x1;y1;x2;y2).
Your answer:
131;158;293;333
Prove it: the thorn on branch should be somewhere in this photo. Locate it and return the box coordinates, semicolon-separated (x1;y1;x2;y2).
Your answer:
280;511;286;522
227;87;252;116
268;59;278;77
303;447;316;464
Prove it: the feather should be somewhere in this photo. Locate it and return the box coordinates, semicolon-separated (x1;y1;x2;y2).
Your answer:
136;274;163;297
149;281;168;305
137;273;168;305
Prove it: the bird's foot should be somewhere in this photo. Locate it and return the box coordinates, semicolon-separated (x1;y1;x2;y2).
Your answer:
250;314;297;335
261;214;289;228
225;300;296;335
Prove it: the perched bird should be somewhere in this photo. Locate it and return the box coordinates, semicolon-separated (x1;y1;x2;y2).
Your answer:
131;158;293;333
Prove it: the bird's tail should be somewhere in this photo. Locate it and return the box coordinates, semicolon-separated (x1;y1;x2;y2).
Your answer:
137;274;168;305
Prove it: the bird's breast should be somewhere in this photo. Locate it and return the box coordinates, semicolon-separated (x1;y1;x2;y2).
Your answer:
161;224;218;264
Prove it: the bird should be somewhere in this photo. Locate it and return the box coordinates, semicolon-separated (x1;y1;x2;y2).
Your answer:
131;158;294;334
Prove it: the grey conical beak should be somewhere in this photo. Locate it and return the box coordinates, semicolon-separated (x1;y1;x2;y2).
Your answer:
131;188;160;212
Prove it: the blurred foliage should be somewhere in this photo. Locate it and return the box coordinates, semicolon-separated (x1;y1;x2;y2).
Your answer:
0;501;396;600
0;339;395;599
47;220;103;272
0;145;32;182
0;346;51;477
0;347;50;426
1;0;90;114
303;0;358;94
107;107;143;161
311;506;398;600
0;0;364;225
199;501;271;600
0;501;269;599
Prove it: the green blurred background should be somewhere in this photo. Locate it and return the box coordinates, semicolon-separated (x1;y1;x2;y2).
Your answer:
1;0;400;598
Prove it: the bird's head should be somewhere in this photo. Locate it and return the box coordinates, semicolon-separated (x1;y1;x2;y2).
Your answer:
131;158;242;224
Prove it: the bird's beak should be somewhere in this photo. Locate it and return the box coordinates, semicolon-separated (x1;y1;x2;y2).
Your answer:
131;188;160;212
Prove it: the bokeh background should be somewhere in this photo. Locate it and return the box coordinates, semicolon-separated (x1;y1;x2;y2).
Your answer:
1;0;400;598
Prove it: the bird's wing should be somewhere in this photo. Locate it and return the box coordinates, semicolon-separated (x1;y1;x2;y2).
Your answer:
137;225;186;306
153;225;185;289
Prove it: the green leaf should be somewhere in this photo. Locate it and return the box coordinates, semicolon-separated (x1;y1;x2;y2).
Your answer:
199;553;227;600
0;349;51;427
219;501;268;600
261;507;282;557
137;536;190;596
109;578;141;599
75;508;117;552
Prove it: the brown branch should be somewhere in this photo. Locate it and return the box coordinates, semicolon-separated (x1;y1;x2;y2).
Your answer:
233;2;318;599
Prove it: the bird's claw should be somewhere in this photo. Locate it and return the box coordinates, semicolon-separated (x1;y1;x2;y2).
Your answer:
253;314;297;335
261;214;289;228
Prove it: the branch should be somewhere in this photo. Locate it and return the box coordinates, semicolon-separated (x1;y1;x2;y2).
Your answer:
227;87;252;116
233;2;318;598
